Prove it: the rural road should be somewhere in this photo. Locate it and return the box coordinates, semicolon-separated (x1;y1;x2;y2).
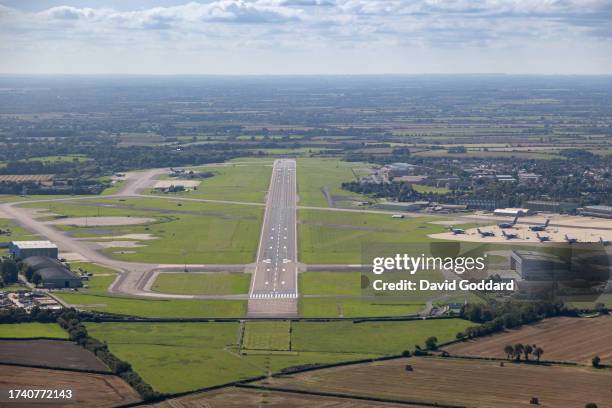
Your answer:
247;159;299;317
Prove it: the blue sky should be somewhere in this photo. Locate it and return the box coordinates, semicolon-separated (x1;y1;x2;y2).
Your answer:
1;0;611;74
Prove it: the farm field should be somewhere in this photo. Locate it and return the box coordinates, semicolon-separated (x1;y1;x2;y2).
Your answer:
0;339;109;371
56;292;247;318
261;357;612;408
20;197;263;264
85;319;470;394
156;161;272;203
85;322;372;394
296;158;371;207
242;321;291;351
147;386;413;408
444;316;612;365
298;209;447;264
0;322;68;339
86;322;260;393
0;365;140;408
151;272;250;295
291;320;473;355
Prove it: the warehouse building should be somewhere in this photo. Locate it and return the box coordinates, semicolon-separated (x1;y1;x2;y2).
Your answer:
525;201;579;214
578;205;612;219
493;208;533;217
9;241;58;259
510;250;569;281
21;256;82;289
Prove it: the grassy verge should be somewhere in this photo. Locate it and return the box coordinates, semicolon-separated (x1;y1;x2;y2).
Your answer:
151;161;272;203
19;198;263;264
299;297;424;318
296;158;372;207
300;272;361;296
298;209;447;264
56;293;247;318
151;272;250;295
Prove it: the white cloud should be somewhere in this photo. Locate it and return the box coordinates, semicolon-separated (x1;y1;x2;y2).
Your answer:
0;0;611;74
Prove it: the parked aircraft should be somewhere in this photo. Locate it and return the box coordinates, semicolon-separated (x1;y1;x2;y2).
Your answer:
498;214;519;229
529;219;550;232
502;230;519;240
477;228;495;237
565;234;578;244
536;233;551;242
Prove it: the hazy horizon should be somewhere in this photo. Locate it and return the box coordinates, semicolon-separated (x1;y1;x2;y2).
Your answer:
1;0;612;75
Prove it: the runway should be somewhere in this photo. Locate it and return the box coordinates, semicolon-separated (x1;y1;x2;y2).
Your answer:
247;159;298;317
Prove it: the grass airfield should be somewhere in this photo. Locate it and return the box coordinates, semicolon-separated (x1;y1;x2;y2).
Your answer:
18;197;263;264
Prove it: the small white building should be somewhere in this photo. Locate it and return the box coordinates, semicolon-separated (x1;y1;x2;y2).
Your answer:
9;241;58;259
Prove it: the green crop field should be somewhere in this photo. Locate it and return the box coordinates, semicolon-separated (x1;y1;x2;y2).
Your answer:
299;297;424;317
296;158;372;207
151;272;250;295
299;272;362;296
242;321;291;351
20;197;263;264
292;319;475;355
56;292;246;318
298;209;447;264
154;162;272;203
86;322;375;393
0;323;68;339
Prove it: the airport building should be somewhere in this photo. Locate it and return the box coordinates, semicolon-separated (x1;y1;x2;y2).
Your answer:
493;208;533;217
375;201;429;212
578;205;612;219
9;241;59;259
21;256;82;289
510;251;569;281
525;200;579;214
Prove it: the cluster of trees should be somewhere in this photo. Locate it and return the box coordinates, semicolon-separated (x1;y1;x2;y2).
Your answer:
0;258;18;287
456;300;571;340
341;181;432;202
503;343;544;362
56;310;160;401
0;305;58;324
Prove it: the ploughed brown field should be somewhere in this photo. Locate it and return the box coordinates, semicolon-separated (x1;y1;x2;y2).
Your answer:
0;365;140;407
259;357;612;408
0;340;109;371
444;316;612;364
147;387;415;408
